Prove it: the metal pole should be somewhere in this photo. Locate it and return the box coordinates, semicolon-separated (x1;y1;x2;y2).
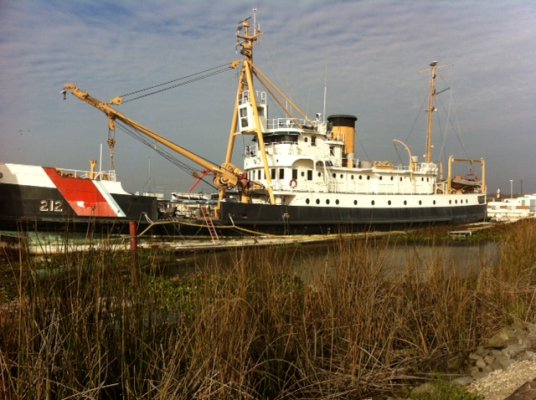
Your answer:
509;179;513;198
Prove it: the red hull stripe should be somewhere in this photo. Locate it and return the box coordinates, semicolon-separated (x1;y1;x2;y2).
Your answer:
44;168;118;217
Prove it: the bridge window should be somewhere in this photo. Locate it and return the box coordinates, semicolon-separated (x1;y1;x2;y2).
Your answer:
279;169;284;179
292;169;298;179
307;170;313;181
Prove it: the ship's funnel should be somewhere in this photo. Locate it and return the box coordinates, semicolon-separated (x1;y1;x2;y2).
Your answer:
328;114;357;167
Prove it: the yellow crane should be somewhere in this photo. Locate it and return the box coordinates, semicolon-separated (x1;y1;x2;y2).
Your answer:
62;77;263;216
63;12;315;216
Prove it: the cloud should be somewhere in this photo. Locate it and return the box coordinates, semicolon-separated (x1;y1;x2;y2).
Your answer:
1;0;535;194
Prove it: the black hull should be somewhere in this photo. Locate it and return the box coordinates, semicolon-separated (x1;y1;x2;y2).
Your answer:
0;183;158;233
217;202;487;235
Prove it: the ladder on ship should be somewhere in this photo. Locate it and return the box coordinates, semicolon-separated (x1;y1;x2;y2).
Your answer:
200;206;219;243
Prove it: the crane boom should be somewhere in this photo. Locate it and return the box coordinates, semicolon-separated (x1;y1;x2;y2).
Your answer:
62;83;250;195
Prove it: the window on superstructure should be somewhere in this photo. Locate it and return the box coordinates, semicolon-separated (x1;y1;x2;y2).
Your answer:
332;173;336;178
271;169;276;179
330;146;334;156
279;169;284;180
239;107;248;128
292;169;298;179
307;170;313;181
301;171;305;177
257;170;261;180
311;136;316;146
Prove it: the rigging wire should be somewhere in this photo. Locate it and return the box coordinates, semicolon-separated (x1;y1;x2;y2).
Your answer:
116;62;234;104
115;121;217;189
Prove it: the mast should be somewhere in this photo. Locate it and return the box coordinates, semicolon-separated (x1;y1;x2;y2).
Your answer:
425;61;438;163
223;11;276;205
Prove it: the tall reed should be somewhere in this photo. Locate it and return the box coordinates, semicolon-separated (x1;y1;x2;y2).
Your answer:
1;221;535;399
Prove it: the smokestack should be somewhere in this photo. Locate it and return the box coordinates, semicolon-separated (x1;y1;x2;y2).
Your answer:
327;114;357;167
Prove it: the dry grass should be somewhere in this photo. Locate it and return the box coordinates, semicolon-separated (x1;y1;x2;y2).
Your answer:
1;220;536;399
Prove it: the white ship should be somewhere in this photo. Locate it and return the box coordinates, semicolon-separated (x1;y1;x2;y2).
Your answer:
62;13;487;235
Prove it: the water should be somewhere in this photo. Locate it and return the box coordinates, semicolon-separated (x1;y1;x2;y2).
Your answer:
160;240;500;282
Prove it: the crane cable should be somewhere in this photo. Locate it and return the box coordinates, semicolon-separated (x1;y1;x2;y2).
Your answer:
119;62;235;104
116;121;217;189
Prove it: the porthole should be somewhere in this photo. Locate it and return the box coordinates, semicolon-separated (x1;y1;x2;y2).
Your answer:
371;200;375;206
449;200;452;204
332;173;336;178
455;200;458;204
306;198;310;204
318;172;322;177
351;175;354;180
335;199;340;205
367;176;370;180
316;199;320;205
326;199;330;205
400;177;403;181
390;176;394;181
379;176;383;180
404;200;407;205
421;177;424;182
388;200;391;205
340;174;343;179
433;200;436;205
359;175;362;180
419;200;422;205
354;200;358;205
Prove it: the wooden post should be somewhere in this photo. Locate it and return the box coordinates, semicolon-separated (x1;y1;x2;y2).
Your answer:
129;221;138;252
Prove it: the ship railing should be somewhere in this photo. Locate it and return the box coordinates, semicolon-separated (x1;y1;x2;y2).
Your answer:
267;118;308;130
55;167;117;181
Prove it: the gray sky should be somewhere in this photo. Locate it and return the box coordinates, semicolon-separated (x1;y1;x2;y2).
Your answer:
1;0;535;196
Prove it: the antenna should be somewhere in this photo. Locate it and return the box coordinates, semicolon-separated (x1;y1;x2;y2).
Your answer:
323;65;327;122
253;8;257;30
